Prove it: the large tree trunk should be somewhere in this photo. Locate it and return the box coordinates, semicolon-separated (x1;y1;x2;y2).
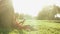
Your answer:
0;0;15;34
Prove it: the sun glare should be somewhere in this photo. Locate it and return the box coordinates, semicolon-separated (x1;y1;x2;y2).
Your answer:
12;0;60;17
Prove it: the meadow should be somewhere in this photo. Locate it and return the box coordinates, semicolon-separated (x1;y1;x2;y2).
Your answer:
9;20;60;34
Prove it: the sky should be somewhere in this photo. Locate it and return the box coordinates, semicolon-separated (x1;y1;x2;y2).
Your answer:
12;0;60;17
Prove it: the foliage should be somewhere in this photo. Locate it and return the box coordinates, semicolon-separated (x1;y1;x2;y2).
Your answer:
37;5;60;20
15;13;33;20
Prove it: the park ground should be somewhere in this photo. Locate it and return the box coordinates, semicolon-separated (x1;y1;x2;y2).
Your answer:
9;20;60;34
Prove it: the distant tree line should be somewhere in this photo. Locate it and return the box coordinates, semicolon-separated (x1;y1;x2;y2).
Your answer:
37;5;60;22
15;13;33;20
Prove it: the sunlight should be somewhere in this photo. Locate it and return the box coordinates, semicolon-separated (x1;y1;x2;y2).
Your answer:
55;14;60;18
12;0;60;17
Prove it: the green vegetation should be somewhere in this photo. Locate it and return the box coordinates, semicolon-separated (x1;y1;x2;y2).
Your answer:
0;0;60;34
15;13;33;20
37;5;60;20
9;20;60;34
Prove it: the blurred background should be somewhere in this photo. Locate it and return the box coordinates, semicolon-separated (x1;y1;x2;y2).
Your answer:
0;0;60;34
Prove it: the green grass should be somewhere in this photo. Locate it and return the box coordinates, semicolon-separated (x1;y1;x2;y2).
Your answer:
10;20;60;34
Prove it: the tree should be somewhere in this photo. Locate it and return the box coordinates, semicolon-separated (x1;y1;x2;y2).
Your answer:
19;14;24;19
37;5;60;20
0;0;15;34
15;13;33;20
24;14;33;20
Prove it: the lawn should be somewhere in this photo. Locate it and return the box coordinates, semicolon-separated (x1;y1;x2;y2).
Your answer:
10;20;60;34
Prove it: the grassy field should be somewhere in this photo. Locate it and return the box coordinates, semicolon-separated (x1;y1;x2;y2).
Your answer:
10;20;60;34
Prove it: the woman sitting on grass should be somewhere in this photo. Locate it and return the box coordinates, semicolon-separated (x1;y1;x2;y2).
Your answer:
15;18;37;31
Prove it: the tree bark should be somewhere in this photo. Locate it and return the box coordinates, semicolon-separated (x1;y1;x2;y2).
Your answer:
0;0;15;34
